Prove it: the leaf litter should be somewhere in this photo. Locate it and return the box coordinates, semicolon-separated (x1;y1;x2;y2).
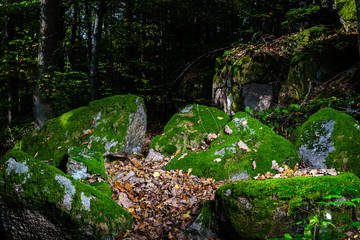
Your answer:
105;152;230;239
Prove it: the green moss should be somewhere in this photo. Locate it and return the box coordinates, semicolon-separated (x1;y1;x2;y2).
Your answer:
166;112;300;180
68;147;106;178
334;0;357;31
89;181;112;197
150;104;230;155
0;150;132;239
14;95;143;170
215;173;360;239
293;108;360;174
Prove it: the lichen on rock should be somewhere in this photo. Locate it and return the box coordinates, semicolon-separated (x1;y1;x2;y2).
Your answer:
293;108;360;174
67;147;106;179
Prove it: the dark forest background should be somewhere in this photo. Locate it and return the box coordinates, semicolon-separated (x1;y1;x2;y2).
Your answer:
0;0;356;153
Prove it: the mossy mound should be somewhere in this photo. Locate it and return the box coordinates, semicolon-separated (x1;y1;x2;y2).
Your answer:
334;0;357;32
166;112;299;180
293;107;360;174
150;104;230;155
67;147;106;179
213;173;360;239
0;150;132;239
14;95;146;169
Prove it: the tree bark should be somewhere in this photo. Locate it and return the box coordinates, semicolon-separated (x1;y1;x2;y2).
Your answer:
356;0;360;57
34;0;61;128
89;0;105;101
5;6;19;130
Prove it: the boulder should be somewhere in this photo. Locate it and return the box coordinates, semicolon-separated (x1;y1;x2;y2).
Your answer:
334;0;357;32
0;150;132;239
212;172;360;239
213;51;286;115
166;111;299;180
293;108;360;174
66;147;106;180
14;95;146;170
149;104;230;156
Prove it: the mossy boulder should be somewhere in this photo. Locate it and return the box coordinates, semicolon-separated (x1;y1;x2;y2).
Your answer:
334;0;357;32
66;147;106;180
150;104;230;156
293;108;360;174
14;95;146;170
166;111;300;180
213;51;286;115
0;150;132;239
213;173;360;239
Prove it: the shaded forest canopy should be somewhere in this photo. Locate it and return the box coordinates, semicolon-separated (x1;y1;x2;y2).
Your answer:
0;0;359;153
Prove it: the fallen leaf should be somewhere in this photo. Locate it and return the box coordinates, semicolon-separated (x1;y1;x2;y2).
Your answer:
127;207;135;214
182;211;191;220
237;140;249;150
224;125;233;135
213;158;221;162
217;117;223;120
153;172;160;177
187;123;196;127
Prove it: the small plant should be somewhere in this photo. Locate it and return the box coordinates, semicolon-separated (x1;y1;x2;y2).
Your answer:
271;185;360;240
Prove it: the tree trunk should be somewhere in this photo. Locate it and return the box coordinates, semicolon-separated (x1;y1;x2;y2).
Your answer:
34;0;61;128
5;7;19;130
89;0;105;101
356;0;360;57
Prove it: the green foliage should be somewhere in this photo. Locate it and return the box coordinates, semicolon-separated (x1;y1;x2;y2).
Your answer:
271;183;360;240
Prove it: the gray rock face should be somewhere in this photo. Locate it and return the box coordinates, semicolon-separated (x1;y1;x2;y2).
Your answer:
66;159;88;180
186;213;219;240
297;120;335;169
242;83;273;113
145;149;164;162
293;108;360;174
123;98;147;154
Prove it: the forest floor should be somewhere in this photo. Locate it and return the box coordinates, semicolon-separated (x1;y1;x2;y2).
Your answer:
104;121;230;239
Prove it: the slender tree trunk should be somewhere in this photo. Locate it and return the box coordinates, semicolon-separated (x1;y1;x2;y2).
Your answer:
69;1;78;67
5;8;19;130
34;0;61;128
356;0;360;57
89;0;105;101
85;3;92;71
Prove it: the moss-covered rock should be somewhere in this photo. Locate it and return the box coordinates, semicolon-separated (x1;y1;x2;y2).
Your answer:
213;51;286;115
14;95;146;170
150;104;230;156
166;111;299;180
67;147;106;180
213;173;360;239
334;0;357;32
0;150;132;239
293;108;360;174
